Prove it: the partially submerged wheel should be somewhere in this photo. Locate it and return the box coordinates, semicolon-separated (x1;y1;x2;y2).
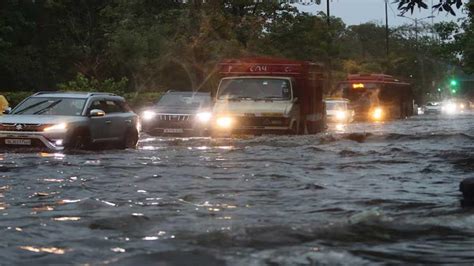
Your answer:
66;129;91;150
122;128;139;149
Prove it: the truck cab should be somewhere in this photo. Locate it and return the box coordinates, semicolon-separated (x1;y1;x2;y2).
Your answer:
211;57;325;135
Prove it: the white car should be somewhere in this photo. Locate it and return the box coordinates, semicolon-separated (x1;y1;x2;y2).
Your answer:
324;98;354;123
424;102;442;114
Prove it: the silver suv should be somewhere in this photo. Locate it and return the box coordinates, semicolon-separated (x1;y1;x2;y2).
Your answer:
0;92;139;151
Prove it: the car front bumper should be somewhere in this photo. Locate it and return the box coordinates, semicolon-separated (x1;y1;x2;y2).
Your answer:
0;131;66;151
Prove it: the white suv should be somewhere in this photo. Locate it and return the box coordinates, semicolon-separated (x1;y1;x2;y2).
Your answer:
0;92;139;151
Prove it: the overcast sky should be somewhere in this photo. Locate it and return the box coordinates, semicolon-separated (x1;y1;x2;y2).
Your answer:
293;0;466;27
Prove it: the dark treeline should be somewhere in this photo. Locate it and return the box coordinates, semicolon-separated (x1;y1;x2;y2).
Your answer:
0;0;472;103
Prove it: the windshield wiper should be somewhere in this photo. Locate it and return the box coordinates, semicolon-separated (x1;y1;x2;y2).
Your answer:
33;100;62;115
14;100;50;114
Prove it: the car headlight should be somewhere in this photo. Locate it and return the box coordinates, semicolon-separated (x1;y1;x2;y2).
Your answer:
443;103;457;114
43;123;68;132
371;107;383;120
335;110;347;120
142;110;156;121
196;112;212;123
216;117;234;129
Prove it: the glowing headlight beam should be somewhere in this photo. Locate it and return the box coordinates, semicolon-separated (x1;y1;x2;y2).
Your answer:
335;110;347;120
371;107;383;121
216;117;233;129
43;123;67;132
196;112;212;123
142;111;156;121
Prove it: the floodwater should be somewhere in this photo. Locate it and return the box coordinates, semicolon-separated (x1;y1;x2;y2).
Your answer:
0;113;473;265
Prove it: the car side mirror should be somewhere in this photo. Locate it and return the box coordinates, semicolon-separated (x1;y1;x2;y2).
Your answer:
89;109;105;117
3;107;11;114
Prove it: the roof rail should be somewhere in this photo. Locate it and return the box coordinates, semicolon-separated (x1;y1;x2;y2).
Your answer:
33;91;118;97
33;91;58;96
86;92;117;97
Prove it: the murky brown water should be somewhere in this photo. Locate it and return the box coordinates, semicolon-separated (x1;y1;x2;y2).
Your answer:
1;113;473;265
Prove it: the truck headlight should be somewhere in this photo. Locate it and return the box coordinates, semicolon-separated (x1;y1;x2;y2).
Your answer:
216;117;234;129
142;111;156;121
371;107;383;121
43;123;68;132
196;112;212;123
335;110;347;120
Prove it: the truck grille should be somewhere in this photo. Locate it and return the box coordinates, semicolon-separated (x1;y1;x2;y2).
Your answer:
238;117;289;127
0;123;49;132
157;115;191;121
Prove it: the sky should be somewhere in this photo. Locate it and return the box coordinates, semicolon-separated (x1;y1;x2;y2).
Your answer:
293;0;467;27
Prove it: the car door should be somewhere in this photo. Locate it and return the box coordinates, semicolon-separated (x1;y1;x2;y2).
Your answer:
96;100;127;142
86;99;109;142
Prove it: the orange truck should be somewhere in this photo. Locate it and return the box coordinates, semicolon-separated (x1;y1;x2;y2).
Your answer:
211;57;326;135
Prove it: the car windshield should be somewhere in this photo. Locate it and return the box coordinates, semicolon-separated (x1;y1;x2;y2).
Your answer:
218;78;291;100
157;94;211;109
12;97;86;116
326;101;347;110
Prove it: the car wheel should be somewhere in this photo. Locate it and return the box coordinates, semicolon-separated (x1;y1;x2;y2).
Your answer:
122;128;139;149
67;129;91;150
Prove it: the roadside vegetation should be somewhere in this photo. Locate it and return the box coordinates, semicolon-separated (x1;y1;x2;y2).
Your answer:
0;0;472;108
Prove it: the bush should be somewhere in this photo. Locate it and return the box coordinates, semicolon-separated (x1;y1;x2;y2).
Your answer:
2;91;34;107
57;73;128;94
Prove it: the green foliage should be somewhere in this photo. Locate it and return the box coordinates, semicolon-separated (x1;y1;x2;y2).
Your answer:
0;0;470;104
57;73;128;94
2;91;34;107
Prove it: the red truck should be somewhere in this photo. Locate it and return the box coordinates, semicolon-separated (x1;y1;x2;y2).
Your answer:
335;74;414;121
212;57;326;135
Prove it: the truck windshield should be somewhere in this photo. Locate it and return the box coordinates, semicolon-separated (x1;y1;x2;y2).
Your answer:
218;78;291;100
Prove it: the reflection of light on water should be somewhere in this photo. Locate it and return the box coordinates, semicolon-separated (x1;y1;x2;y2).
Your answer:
43;179;64;183
218;146;234;150
58;199;82;204
141;146;159;151
139;137;157;143
111;247;126;253
39;152;65;159
32;206;54;212
142;231;172;241
335;123;346;132
19;246;67;254
53;217;81;221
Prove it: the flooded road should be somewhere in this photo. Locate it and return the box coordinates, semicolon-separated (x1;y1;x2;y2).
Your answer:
1;113;473;265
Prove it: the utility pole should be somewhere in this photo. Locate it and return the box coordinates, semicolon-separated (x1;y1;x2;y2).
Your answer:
326;0;330;25
385;0;389;57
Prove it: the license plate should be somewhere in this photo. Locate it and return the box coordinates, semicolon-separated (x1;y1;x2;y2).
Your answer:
163;128;184;133
5;139;31;145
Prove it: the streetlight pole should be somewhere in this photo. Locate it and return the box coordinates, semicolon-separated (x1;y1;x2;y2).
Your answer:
385;0;389;57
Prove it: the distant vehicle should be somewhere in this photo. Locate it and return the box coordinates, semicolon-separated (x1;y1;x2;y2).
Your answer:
141;91;213;136
441;99;469;115
0;92;139;151
335;74;414;121
212;57;326;135
424;101;442;114
324;98;354;123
